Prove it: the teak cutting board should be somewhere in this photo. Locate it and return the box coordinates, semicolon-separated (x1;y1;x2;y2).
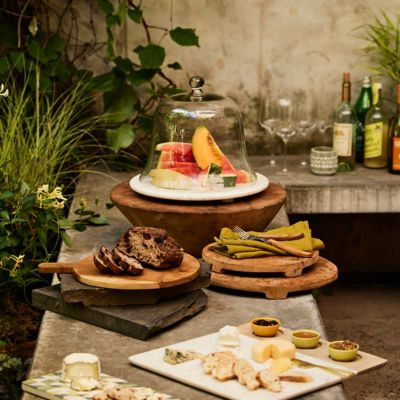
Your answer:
202;245;319;277
210;257;338;299
39;253;200;290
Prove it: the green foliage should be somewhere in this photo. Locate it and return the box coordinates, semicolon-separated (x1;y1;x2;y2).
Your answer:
0;76;100;192
0;352;28;399
90;1;200;157
357;11;400;82
0;175;109;295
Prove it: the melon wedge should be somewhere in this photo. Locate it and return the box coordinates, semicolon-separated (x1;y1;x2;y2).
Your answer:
149;169;193;190
192;126;226;169
236;169;253;184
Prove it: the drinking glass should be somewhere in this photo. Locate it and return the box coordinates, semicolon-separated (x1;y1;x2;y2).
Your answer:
258;96;277;166
294;95;316;167
276;98;296;173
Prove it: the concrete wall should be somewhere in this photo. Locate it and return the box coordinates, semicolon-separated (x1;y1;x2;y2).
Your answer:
61;0;399;153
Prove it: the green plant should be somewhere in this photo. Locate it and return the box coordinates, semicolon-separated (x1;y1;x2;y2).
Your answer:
357;11;400;82
0;175;109;295
87;0;200;164
0;352;28;399
0;76;101;192
0;1;200;167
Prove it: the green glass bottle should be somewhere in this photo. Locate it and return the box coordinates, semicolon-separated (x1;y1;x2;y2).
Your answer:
364;83;388;168
354;76;373;163
333;72;357;171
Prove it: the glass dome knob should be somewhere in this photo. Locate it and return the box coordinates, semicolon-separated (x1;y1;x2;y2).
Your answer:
189;76;204;101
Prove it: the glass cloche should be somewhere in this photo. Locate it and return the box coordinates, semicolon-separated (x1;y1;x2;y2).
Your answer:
132;76;267;201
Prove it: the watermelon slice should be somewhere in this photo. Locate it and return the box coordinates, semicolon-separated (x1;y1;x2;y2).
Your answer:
155;142;195;163
236;169;253;184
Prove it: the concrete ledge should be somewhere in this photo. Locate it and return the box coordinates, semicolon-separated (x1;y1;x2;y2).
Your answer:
251;156;400;213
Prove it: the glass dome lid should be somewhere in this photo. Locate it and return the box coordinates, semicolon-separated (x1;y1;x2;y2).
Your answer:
136;76;262;199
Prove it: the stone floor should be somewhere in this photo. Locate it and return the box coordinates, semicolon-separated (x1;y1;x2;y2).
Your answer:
316;281;400;400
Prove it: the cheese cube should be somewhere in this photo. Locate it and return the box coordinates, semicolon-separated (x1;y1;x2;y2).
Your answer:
252;339;295;363
61;353;100;383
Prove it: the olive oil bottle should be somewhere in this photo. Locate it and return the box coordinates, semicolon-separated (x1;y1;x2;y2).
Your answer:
333;72;357;171
389;84;400;174
364;83;388;168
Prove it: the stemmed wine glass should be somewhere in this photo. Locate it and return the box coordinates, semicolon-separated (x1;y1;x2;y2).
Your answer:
294;95;316;167
276;98;296;173
258;96;277;166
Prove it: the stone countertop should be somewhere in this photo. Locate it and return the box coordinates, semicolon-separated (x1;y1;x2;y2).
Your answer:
23;171;345;400
251;155;400;213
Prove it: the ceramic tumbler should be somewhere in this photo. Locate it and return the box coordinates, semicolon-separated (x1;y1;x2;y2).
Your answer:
310;146;338;175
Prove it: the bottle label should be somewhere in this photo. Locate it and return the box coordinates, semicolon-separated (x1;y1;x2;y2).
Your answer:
333;123;353;156
364;122;383;159
392;137;400;170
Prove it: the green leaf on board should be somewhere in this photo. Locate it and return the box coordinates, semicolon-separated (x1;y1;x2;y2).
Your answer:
106;124;135;153
134;44;165;69
169;27;199;47
88;216;109;225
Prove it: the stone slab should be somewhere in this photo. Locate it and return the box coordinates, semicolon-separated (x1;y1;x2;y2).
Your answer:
251;155;400;213
32;285;207;340
59;261;211;306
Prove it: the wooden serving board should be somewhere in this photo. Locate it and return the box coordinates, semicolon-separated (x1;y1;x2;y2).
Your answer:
202;244;319;277
239;324;387;376
39;253;200;290
210;257;338;299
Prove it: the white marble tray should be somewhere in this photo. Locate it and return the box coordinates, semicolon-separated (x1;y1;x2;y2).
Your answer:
129;332;342;400
129;173;269;201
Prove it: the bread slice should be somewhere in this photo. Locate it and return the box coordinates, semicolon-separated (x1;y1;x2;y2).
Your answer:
242;370;260;390
279;372;312;383
257;369;282;393
233;359;253;384
214;358;236;381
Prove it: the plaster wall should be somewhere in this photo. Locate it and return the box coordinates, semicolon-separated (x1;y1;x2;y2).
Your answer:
62;0;399;153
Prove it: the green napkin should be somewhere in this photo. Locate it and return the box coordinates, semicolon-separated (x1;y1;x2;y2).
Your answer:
210;221;324;259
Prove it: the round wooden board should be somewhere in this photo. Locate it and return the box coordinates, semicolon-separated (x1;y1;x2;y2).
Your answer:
70;253;200;290
210;257;338;299
202;245;319;277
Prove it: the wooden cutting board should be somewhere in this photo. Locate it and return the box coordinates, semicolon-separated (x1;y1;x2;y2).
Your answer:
39;253;200;290
210;257;338;299
202;244;319;277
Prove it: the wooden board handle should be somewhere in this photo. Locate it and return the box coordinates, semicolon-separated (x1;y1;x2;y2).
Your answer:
38;262;75;274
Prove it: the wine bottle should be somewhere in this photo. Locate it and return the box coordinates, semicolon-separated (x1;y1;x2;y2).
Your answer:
333;72;357;171
364;82;388;168
389;84;400;174
354;76;373;163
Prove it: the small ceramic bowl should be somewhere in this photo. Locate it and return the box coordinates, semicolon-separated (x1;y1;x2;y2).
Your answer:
250;317;280;337
291;329;320;349
328;340;359;362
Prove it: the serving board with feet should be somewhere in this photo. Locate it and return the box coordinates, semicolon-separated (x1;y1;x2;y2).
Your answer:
202;245;319;277
208;257;338;299
39;253;200;290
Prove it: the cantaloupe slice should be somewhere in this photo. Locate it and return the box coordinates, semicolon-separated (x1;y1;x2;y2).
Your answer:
192;126;226;169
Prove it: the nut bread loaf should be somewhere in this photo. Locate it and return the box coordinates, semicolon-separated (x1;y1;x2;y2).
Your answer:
117;227;183;269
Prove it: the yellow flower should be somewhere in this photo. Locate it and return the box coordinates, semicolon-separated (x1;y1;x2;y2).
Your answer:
9;254;24;278
36;184;67;210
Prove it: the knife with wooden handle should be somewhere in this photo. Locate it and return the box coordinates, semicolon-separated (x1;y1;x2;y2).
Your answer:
259;232;304;241
267;239;313;258
38;261;75;274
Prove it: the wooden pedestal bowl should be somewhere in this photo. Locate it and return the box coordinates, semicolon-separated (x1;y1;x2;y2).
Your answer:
110;181;287;257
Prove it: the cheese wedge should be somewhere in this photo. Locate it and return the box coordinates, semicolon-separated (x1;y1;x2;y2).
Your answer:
270;357;293;374
252;339;295;363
